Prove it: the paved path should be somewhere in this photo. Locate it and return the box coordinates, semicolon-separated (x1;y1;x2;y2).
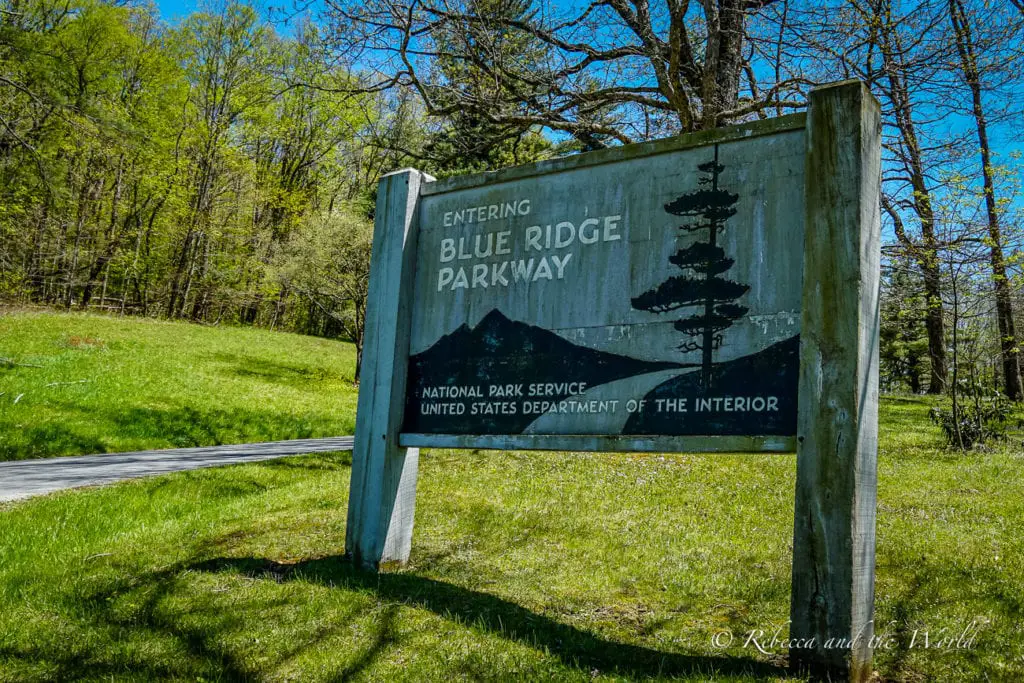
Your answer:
0;437;354;503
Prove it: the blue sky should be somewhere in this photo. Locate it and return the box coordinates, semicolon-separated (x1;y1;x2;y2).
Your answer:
155;0;199;22
154;0;306;34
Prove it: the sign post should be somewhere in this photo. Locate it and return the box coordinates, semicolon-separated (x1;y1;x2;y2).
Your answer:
346;80;881;681
345;168;433;569
790;81;881;680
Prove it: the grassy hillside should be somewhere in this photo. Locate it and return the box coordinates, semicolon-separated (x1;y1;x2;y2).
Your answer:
0;311;359;460
1;311;1022;680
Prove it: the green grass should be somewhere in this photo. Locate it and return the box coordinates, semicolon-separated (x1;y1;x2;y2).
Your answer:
0;311;359;460
1;312;1023;680
1;408;1022;681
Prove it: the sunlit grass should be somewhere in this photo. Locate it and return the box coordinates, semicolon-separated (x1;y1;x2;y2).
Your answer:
0;311;358;460
1;312;1022;680
0;400;1020;679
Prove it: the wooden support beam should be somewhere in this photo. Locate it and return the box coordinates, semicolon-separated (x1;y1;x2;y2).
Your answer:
789;80;882;681
345;168;433;570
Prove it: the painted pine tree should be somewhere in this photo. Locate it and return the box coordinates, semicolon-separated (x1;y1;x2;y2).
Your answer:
631;146;749;389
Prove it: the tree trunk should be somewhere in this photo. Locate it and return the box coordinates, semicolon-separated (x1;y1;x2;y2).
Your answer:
949;0;1022;399
166;229;195;317
874;1;947;392
81;157;126;308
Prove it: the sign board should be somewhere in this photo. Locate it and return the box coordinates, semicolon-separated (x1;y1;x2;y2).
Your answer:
404;129;804;445
346;81;881;682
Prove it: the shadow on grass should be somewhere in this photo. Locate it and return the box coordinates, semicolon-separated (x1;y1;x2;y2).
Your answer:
874;557;1024;681
212;352;352;386
5;549;1020;681
107;405;321;448
0;565;254;682
189;555;791;680
880;395;933;406
258;451;353;469
0;423;109;460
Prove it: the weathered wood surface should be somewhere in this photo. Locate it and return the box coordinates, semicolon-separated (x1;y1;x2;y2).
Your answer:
399;433;796;453
405;120;808;440
345;169;433;569
0;437;354;503
410;132;806;357
790;80;882;682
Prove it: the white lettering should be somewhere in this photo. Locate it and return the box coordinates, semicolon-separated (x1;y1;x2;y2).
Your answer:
525;226;542;251
472;263;488;288
510;259;535;282
495;231;511;255
439;238;456;263
474;233;494;258
551;253;572;279
604;215;622;241
437;268;453;291
532;257;553;281
555;221;575;248
579;218;600;244
491;261;509;286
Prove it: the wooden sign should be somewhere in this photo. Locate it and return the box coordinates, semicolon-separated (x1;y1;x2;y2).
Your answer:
403;130;803;449
346;80;881;682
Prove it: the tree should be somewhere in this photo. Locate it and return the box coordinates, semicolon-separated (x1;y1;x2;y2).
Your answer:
237;20;367;324
413;0;558;172
631;147;748;389
324;0;804;149
880;262;929;393
275;209;374;381
865;0;952;395
0;0;190;312
0;0;391;342
166;1;272;319
786;0;954;393
947;0;1023;399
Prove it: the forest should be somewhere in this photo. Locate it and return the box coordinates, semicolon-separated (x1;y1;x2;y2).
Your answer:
0;0;1022;425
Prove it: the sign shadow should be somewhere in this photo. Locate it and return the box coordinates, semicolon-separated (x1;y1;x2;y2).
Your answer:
189;555;792;680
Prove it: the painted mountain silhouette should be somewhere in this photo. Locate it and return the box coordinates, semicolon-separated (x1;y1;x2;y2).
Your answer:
623;333;799;436
404;309;682;434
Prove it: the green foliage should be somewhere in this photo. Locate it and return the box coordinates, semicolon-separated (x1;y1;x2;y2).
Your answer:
0;0;572;343
0;0;384;339
880;265;930;393
422;123;555;178
273;208;374;378
415;0;556;176
928;382;1020;450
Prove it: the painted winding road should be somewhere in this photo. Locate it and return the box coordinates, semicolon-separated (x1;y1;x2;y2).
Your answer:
522;368;693;434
